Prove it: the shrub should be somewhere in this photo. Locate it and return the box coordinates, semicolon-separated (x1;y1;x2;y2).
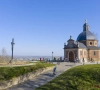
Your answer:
0;62;54;81
36;64;100;90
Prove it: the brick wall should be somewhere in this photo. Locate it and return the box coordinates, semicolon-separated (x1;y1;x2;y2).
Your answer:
89;50;99;58
79;40;98;46
86;40;98;46
64;48;100;62
79;49;87;59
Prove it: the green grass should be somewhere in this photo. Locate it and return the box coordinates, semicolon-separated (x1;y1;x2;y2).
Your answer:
0;62;54;81
36;64;100;90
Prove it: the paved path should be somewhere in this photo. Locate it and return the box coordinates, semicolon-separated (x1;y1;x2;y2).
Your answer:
7;62;82;90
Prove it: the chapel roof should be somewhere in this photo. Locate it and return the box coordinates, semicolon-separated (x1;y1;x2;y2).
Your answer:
77;20;97;41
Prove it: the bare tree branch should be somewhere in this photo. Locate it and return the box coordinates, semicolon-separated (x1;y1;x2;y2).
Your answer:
0;48;10;63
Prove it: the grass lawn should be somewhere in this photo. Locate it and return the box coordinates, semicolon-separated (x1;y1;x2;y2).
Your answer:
36;64;100;90
0;62;54;82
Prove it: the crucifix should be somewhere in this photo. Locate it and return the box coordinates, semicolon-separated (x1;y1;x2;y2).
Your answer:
11;38;15;60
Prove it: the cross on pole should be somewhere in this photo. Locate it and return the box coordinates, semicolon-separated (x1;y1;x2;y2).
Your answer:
11;38;15;60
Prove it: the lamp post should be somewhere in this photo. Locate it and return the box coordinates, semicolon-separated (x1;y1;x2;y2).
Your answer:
52;51;53;60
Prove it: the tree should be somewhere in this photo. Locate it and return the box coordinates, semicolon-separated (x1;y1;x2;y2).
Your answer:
1;47;7;56
0;48;10;63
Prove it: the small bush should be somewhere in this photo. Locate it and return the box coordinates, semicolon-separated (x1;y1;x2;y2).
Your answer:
36;64;100;90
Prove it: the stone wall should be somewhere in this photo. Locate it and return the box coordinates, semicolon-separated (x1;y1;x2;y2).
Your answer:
86;40;98;46
79;49;87;59
64;49;78;61
0;66;54;90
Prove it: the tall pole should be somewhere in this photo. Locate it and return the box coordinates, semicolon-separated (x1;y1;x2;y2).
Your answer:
11;38;15;60
12;45;13;59
52;51;53;60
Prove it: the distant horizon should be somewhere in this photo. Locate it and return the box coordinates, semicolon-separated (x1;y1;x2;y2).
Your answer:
9;55;64;57
13;55;64;60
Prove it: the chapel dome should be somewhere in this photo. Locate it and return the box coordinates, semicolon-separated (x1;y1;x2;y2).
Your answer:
77;20;97;41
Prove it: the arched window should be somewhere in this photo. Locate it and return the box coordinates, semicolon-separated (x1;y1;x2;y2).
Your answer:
94;51;96;55
84;51;86;55
80;51;82;55
90;42;92;46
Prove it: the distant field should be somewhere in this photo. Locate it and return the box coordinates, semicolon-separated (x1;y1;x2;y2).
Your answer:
36;64;100;90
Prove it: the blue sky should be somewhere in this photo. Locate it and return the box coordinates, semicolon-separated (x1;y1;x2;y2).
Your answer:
0;0;100;56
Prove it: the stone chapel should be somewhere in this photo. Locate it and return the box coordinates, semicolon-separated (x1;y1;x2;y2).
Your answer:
64;20;100;62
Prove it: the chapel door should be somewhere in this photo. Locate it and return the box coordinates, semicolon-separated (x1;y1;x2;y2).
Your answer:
69;51;74;62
